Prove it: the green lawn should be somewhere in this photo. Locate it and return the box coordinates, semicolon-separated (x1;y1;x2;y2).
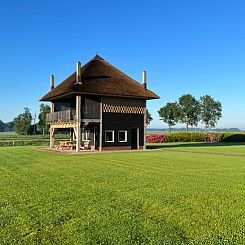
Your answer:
0;145;244;244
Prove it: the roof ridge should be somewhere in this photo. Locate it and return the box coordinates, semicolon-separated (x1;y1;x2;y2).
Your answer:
91;54;104;61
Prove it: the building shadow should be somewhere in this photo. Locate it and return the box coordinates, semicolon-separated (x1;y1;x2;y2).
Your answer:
147;142;245;150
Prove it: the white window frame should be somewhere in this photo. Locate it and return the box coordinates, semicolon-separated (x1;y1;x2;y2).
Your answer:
118;130;127;142
82;130;90;141
105;130;114;142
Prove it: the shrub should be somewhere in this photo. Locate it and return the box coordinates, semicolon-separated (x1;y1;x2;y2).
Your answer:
146;134;165;143
218;133;245;142
146;132;245;143
147;132;221;143
165;132;206;142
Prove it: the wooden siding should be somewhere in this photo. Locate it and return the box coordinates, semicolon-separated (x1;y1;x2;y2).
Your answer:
81;96;100;119
102;112;144;147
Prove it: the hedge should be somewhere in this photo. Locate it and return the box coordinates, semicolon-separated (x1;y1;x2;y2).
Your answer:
0;140;50;147
218;133;245;142
146;132;245;143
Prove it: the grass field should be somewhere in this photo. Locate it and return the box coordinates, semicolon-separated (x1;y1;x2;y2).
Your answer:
0;144;244;244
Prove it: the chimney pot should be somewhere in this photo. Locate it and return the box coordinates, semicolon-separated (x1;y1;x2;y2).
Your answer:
50;75;54;90
142;70;147;89
76;61;81;84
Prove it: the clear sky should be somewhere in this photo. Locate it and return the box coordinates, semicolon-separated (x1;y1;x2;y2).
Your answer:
0;0;245;129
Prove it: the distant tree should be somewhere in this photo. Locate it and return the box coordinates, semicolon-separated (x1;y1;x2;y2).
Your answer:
13;108;32;135
178;94;200;132
0;120;5;132
199;95;222;132
158;102;180;133
4;121;14;132
38;104;51;134
146;109;153;126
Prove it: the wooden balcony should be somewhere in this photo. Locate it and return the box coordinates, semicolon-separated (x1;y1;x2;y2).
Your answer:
46;109;76;123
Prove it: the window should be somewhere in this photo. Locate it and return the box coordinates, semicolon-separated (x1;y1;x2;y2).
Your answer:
105;130;114;142
118;130;127;142
82;130;90;141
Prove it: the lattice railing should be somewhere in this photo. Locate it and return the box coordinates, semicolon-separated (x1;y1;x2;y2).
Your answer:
102;97;145;114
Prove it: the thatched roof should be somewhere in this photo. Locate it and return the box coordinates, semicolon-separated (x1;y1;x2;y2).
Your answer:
40;55;159;101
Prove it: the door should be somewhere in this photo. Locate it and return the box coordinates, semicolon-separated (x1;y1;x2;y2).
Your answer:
131;128;138;149
94;127;100;150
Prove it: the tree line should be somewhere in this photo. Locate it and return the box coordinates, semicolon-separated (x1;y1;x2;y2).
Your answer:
12;104;51;135
0;121;14;132
158;94;222;132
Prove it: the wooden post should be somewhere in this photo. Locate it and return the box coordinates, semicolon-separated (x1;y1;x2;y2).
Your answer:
76;95;81;152
50;126;55;148
143;108;146;149
99;97;102;151
51;103;54;113
137;128;140;150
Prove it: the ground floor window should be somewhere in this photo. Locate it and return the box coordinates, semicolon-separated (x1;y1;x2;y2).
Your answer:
105;130;114;142
118;130;127;142
82;130;90;141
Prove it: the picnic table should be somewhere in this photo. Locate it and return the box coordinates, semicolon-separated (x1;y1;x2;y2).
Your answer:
56;141;76;150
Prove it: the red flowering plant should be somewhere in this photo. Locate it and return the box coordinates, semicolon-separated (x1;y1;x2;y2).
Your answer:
204;133;218;143
146;134;166;143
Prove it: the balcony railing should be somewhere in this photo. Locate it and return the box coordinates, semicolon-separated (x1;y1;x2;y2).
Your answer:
46;109;76;123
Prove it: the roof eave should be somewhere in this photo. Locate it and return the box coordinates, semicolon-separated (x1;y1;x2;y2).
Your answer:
40;91;159;102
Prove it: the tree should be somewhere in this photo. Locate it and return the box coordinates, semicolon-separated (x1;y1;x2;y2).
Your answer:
178;94;200;132
4;121;14;132
199;95;222;132
0;120;5;132
158;102;180;132
38;104;51;134
146;109;153;126
13;107;32;135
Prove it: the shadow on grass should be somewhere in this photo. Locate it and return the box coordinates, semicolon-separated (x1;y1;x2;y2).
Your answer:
147;142;245;150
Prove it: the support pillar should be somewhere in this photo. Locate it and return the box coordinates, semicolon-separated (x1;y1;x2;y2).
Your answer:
50;127;55;148
51;103;54;113
76;95;81;152
99;98;103;151
137;128;140;150
143;108;146;150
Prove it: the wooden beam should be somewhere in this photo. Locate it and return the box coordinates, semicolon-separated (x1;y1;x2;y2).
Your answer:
143;108;146;150
137;128;140;150
49;121;78;128
50;127;55;148
73;127;77;139
81;119;102;123
51;103;54;113
76;95;81;152
99;97;103;151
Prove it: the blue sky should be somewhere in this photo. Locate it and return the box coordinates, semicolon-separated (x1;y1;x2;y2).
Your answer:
0;0;245;129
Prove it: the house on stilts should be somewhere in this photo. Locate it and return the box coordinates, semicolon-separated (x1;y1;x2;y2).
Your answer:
40;55;159;152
